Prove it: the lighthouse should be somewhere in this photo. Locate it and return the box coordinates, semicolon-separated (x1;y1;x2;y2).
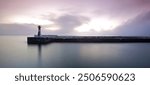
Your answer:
37;25;41;36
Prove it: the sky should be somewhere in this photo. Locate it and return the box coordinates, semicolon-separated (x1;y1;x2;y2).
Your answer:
0;0;150;36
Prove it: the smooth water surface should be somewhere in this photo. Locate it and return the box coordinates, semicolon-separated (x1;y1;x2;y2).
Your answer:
0;36;150;68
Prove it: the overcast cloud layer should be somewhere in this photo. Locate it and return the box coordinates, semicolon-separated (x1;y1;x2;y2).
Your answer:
0;0;150;35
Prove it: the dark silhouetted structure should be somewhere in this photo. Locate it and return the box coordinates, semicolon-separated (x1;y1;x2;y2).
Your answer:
27;25;150;44
38;25;41;36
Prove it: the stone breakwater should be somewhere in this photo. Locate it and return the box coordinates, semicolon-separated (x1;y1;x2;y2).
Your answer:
27;35;150;44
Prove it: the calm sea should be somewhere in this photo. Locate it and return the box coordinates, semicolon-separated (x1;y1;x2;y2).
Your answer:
0;36;150;68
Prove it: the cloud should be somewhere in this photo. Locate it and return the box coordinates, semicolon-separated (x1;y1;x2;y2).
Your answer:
53;14;89;34
0;0;150;35
1;0;150;20
113;11;150;36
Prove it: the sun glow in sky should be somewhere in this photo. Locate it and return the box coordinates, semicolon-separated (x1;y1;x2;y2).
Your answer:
75;18;120;32
45;25;60;31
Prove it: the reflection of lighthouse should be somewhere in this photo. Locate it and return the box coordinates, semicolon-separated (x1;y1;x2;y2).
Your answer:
38;25;41;36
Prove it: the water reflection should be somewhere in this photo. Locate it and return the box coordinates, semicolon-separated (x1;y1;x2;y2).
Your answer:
56;43;82;67
27;44;44;67
27;43;150;68
37;44;42;67
79;44;120;60
1;36;150;68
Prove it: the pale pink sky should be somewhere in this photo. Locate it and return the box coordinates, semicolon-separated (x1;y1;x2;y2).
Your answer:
0;0;150;35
